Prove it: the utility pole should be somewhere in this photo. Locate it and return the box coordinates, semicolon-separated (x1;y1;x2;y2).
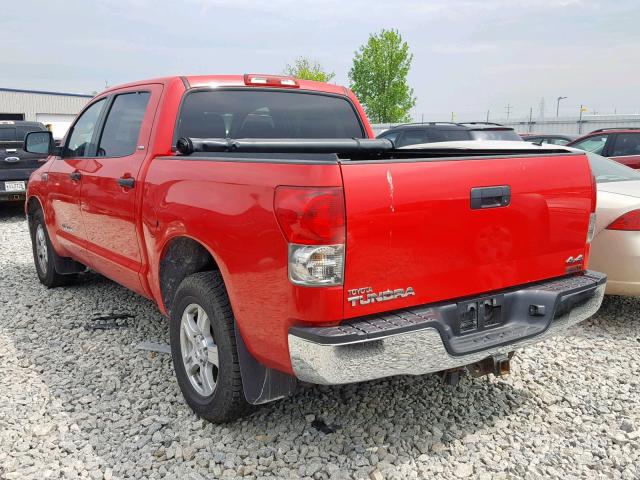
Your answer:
451;112;455;122
539;97;546;121
528;107;534;133
578;105;586;134
505;103;513;121
556;96;567;118
486;110;490;122
421;113;424;124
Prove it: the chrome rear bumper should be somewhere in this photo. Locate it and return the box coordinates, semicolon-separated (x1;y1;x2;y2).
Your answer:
289;271;606;385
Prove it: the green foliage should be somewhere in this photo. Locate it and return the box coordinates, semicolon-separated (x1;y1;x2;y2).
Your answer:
349;29;416;123
285;57;335;83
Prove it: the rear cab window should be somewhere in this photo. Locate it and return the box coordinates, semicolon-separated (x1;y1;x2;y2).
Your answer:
0;128;17;142
587;152;640;183
175;89;364;142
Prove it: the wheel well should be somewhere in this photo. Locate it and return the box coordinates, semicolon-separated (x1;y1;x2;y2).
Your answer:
159;237;219;313
26;196;42;219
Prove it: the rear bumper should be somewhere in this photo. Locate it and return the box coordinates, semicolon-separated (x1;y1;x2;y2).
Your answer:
0;180;27;202
288;271;606;385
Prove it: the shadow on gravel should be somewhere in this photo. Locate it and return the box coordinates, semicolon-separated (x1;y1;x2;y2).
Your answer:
0;202;26;222
5;253;533;473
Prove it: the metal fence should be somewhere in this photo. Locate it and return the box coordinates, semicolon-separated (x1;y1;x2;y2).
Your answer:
372;114;640;136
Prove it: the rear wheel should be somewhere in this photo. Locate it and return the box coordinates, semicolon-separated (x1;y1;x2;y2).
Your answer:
170;271;251;423
29;209;76;287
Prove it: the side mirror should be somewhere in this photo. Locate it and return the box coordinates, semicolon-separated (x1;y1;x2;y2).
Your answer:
24;131;54;155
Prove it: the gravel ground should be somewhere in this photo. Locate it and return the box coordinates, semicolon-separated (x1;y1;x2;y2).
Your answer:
1;203;639;480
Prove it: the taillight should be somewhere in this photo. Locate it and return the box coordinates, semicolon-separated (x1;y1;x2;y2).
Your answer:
606;209;640;231
244;74;299;88
275;187;345;286
590;174;597;213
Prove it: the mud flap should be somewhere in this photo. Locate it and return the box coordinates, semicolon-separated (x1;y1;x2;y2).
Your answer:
234;321;297;405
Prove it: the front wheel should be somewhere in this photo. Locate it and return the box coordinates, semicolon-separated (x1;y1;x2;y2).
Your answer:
170;271;251;423
29;209;76;288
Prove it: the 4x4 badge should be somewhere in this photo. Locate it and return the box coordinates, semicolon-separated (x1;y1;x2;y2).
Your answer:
347;286;415;307
566;254;584;264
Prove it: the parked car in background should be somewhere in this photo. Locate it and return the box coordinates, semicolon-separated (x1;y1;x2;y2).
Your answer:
457;122;523;141
568;128;640;169
582;152;640;296
0;121;48;202
377;122;521;147
23;74;604;422
520;133;579;145
404;140;640;296
377;123;473;147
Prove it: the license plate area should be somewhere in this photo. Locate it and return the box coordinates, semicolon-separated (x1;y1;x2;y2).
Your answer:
456;295;504;335
4;181;26;192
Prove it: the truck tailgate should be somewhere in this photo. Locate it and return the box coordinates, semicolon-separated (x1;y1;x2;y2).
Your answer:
340;153;594;318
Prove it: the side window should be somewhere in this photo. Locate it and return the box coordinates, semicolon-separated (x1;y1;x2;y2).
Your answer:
97;92;151;157
611;133;640;157
396;130;428;148
549;138;570;145
379;131;400;145
571;134;608;155
65;99;106;158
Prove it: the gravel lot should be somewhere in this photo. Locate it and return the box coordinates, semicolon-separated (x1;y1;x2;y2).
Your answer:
1;203;639;480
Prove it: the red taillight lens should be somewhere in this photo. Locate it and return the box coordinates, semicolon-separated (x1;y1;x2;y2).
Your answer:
590;174;597;213
274;187;345;245
607;209;640;231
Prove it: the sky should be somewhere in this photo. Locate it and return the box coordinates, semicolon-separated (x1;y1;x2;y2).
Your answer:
2;0;640;122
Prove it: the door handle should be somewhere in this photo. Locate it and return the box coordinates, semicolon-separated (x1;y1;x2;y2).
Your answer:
69;171;81;181
470;186;511;209
117;177;135;189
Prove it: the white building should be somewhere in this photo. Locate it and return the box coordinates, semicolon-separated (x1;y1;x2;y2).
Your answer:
0;87;92;139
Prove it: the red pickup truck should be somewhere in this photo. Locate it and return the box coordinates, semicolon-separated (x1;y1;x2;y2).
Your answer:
24;74;606;422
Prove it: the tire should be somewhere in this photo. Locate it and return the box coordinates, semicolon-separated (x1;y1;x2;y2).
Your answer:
170;271;252;423
29;209;76;288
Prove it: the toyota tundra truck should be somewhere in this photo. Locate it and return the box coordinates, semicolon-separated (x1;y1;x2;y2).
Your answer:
23;74;606;422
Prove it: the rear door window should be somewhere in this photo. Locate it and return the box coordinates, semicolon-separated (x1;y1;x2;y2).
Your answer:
97;92;151;157
176;89;364;141
396;130;428;147
610;133;640;157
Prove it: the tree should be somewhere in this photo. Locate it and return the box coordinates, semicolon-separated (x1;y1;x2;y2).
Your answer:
349;29;416;123
284;57;335;83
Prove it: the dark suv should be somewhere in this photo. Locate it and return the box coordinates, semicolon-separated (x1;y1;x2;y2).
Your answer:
0;121;48;202
377;122;522;147
567;128;640;169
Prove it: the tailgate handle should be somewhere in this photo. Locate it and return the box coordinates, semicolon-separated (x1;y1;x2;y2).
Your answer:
470;186;511;209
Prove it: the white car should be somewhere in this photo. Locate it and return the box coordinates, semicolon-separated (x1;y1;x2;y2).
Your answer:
404;141;640;296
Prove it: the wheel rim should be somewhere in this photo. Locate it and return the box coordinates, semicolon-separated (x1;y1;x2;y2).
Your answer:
180;303;219;397
35;224;48;274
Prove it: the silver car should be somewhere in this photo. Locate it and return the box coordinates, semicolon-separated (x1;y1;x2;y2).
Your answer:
404;141;640;296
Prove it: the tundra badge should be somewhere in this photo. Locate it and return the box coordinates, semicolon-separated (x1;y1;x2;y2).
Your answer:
347;286;415;307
